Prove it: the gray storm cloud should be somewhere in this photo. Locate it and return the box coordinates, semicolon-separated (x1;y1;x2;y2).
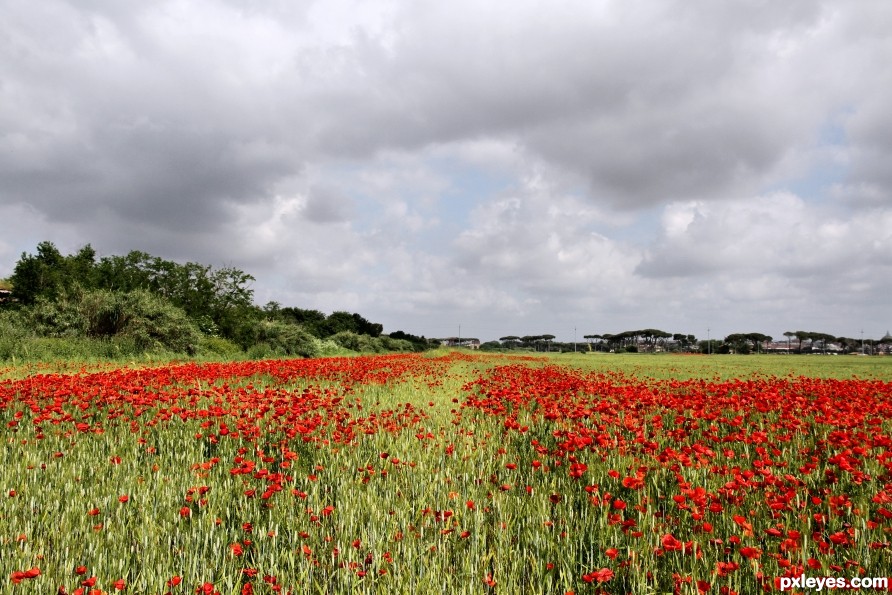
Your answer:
1;0;890;340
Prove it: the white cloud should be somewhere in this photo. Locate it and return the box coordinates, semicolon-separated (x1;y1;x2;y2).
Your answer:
2;0;891;342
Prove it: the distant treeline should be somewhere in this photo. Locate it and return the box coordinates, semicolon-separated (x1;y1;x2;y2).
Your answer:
0;241;435;360
482;329;889;354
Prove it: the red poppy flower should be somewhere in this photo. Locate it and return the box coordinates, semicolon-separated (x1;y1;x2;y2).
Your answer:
10;567;41;584
582;568;614;583
661;534;683;551
622;476;644;490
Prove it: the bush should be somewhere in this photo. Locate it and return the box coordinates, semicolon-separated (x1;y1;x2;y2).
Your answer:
315;338;352;357
198;336;243;358
378;336;415;352
27;288;201;354
252;320;320;358
0;311;30;360
329;331;386;353
246;342;275;360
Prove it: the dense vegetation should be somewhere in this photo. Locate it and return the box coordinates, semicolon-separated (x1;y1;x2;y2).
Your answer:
0;241;435;361
2;352;891;592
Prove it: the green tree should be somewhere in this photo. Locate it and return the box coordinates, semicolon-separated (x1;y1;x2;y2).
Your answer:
92;250;255;339
318;311;383;338
9;241;93;305
745;333;772;353
541;334;556;351
278;307;327;336
499;336;521;349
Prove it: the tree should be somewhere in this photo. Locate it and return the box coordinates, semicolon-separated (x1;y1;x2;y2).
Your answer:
279;307;327;336
783;331;794;353
541;334;556;352
699;339;721;354
746;333;772;354
315;311;383;338
520;335;539;350
499;336;521;349
648;329;672;352
723;333;750;354
671;333;697;352
10;241;70;304
388;330;433;352
793;331;810;354
583;334;602;352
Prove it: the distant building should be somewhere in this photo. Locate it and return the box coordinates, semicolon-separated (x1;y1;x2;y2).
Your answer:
439;337;480;349
882;331;892;355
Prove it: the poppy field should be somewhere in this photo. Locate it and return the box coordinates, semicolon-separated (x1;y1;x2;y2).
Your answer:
2;352;892;594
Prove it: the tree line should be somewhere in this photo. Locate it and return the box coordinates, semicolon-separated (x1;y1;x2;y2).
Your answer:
0;241;434;360
482;328;889;354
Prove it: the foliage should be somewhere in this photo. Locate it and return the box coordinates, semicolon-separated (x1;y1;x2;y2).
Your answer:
273;306;328;336
3;242;405;360
28;288;201;354
197;336;243;358
377;336;416;352
329;331;385;353
698;339;722;354
8;242;255;341
8;242;97;305
318;311;384;338
386;330;435;352
249;320;321;358
0;310;30;360
479;340;503;351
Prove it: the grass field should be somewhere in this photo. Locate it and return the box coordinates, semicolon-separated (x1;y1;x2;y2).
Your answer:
553;352;892;381
2;351;891;594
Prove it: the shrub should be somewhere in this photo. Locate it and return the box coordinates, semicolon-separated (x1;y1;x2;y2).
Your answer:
329;331;387;353
27;288;201;354
252;320;320;358
0;311;30;360
246;342;275;360
198;336;243;358
378;336;415;352
315;338;352;357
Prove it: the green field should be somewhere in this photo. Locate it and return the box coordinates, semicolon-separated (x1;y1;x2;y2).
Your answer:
2;351;891;594
547;352;892;380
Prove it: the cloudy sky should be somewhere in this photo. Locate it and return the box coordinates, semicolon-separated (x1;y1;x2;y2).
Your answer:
2;0;891;343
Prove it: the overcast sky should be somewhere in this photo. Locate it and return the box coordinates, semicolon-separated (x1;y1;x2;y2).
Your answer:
2;0;891;343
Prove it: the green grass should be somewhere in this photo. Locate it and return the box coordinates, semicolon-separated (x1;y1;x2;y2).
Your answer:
547;351;892;380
